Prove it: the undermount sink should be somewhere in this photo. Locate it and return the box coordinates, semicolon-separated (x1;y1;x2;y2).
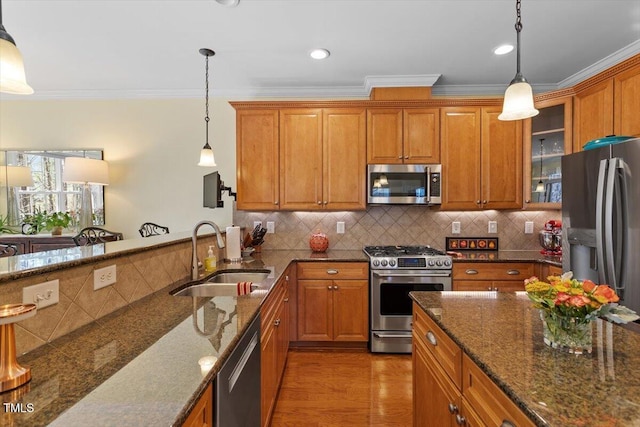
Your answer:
171;269;270;297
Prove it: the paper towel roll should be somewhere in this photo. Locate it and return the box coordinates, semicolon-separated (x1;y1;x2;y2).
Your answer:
226;226;242;261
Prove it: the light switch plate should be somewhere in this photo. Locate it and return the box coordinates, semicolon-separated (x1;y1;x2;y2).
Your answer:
524;221;534;234
451;222;461;234
337;221;345;234
266;221;275;233
488;221;498;234
94;265;117;290
23;280;59;309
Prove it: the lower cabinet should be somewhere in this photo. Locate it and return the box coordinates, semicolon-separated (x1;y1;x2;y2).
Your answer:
261;272;290;427
452;262;535;292
182;383;213;427
412;303;535;427
296;262;368;342
0;235;77;255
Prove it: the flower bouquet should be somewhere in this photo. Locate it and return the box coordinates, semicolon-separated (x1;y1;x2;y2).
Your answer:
525;272;639;354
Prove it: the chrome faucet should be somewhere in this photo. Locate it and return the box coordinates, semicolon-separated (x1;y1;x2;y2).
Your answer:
191;220;226;280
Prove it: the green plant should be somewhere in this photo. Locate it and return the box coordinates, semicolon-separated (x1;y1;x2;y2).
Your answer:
0;215;17;234
22;209;48;235
45;211;72;230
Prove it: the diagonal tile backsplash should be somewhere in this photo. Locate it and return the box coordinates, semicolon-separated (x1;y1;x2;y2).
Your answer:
234;207;561;252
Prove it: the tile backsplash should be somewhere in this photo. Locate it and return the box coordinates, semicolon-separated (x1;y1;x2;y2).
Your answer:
234;207;561;251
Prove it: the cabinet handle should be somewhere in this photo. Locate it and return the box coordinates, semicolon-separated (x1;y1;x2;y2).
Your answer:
455;414;466;425
482;200;487;204
274;201;279;205
465;269;478;275
323;201;328;205
501;421;516;427
525;199;531;203
327;285;333;290
476;200;481;204
317;201;322;205
284;298;289;303
398;155;403;159
494;287;499;291
426;331;437;346
333;285;339;290
327;269;338;275
274;319;280;326
285;275;289;281
487;286;492;291
507;269;521;275
404;155;409;159
448;403;458;414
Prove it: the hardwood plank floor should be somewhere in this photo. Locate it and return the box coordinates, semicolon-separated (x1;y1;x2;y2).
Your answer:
270;350;412;427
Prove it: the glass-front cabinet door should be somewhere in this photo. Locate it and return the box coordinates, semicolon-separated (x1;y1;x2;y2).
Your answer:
523;96;572;209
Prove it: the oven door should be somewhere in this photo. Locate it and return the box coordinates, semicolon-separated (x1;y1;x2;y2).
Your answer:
371;270;452;332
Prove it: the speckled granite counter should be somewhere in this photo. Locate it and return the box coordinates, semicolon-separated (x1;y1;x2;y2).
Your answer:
450;250;562;267
1;249;367;426
411;291;640;427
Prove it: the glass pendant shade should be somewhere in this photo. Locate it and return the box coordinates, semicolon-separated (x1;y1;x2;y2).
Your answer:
498;81;538;121
0;37;33;94
535;180;545;193
198;143;216;167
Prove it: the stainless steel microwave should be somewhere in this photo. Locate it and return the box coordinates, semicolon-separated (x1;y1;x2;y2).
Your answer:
367;164;442;205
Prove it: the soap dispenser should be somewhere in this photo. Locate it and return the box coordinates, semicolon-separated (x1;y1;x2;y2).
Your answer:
204;246;217;272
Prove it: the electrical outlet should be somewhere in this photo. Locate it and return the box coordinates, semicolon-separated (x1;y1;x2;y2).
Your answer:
451;221;461;234
253;221;262;230
524;221;534;234
94;265;117;290
266;221;275;234
488;221;498;234
23;279;59;309
337;221;345;234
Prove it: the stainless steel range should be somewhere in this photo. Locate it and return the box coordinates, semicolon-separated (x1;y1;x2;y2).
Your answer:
364;245;452;353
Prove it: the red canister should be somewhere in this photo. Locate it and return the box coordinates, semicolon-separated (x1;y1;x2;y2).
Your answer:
309;231;329;253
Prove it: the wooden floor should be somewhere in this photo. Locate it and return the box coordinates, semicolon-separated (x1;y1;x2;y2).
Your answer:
270;350;413;427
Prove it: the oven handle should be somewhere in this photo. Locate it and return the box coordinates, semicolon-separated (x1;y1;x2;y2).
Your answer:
372;272;451;278
373;332;413;339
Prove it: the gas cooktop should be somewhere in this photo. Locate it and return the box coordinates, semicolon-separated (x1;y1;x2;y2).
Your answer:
363;245;452;270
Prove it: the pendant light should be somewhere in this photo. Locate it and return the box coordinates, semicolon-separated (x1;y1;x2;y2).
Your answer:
534;138;545;193
0;0;33;94
498;0;538;121
198;48;217;167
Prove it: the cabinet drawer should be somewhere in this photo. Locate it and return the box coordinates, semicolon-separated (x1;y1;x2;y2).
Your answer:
297;262;368;280
453;262;534;281
462;354;536;427
413;303;462;389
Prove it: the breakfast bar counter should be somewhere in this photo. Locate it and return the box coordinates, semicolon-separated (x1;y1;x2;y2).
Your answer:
410;291;640;426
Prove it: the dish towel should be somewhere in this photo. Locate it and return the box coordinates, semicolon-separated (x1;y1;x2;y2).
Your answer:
237;281;253;295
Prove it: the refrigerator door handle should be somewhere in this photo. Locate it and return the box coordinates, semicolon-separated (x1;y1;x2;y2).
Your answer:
603;158;618;291
611;158;629;296
595;159;608;284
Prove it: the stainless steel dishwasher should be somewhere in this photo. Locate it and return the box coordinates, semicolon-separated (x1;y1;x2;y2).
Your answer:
216;313;261;426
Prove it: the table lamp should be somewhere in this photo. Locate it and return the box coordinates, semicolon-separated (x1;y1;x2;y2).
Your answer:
0;166;34;226
62;158;109;230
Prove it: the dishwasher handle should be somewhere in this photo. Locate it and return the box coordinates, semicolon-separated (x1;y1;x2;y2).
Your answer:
228;330;259;392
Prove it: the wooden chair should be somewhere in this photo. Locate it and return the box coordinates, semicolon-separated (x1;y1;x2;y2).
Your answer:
138;222;170;237
0;243;19;257
73;227;124;246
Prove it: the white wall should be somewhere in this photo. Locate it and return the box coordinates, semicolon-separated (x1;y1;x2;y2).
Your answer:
0;98;236;238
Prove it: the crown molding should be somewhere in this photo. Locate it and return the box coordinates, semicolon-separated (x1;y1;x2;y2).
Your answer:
363;74;442;93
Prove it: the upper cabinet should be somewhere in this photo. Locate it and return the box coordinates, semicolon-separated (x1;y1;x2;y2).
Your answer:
236;109;280;210
367;108;439;164
574;56;640;152
441;106;522;210
523;96;572;209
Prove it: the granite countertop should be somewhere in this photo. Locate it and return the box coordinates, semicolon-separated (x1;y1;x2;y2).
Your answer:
411;292;640;427
449;250;562;267
1;249;367;426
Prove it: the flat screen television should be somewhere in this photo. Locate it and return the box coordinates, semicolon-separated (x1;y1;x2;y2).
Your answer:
203;171;223;208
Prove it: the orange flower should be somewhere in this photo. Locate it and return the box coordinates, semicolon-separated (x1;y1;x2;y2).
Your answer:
568;295;591;308
554;292;570;305
593;285;620;303
582;279;597;293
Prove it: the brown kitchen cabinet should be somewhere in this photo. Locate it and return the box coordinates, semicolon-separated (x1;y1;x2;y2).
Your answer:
181;383;213;427
261;271;290;427
412;303;535;427
296;262;368;342
452;262;535;292
537;263;563;281
523;96;572;209
235;109;280;210
279;108;367;210
367;108;440;164
573;56;640;152
441;106;523;210
0;234;77;255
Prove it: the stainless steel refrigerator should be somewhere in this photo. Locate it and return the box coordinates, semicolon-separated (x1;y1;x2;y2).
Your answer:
562;137;640;314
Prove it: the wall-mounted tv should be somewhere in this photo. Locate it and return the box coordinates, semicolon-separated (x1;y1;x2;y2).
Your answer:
203;171;223;208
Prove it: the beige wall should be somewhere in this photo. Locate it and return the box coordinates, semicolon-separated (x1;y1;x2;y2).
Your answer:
0;98;236;238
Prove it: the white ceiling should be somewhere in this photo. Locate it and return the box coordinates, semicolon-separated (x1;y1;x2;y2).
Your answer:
2;0;640;100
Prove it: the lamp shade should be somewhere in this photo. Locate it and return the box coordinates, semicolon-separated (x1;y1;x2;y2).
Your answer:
0;38;33;95
198;146;217;167
498;81;539;121
62;157;109;185
0;165;33;187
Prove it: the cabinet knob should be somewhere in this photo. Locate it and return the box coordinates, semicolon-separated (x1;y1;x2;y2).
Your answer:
285;275;289;281
404;156;409;159
494;287;499;292
317;201;322;205
448;403;458;414
274;201;279;205
284;298;289;303
333;285;339;290
455;414;466;426
274;319;280;326
525;199;531;203
465;269;478;275
323;201;328;205
398;155;403;159
327;285;332;290
487;286;492;291
507;269;521;275
482;200;487;204
426;331;437;346
476;200;481;204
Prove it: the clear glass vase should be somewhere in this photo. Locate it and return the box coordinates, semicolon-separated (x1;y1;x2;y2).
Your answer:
540;311;593;354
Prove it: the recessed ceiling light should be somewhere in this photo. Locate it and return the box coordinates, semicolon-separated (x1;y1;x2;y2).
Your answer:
494;44;514;55
215;0;239;6
310;48;330;60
